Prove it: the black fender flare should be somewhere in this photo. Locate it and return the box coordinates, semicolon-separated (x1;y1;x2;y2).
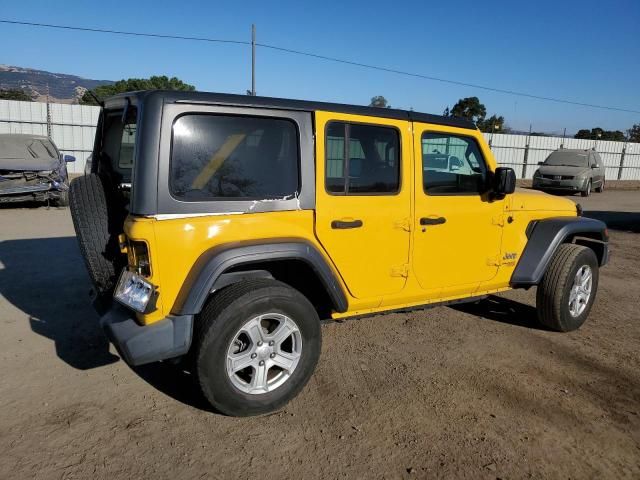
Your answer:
510;216;608;287
171;240;348;315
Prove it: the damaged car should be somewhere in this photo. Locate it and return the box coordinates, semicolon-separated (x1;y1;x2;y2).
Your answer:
0;134;74;206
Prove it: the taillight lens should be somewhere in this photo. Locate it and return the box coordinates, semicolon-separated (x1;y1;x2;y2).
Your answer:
114;270;154;313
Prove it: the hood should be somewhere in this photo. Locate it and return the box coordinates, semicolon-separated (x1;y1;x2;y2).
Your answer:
510;188;577;213
536;165;590;177
0;135;60;172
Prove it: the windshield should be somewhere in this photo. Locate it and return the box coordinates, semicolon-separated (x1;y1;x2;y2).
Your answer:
544;151;588;167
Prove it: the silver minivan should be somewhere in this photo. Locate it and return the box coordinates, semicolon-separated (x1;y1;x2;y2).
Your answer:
532;149;605;197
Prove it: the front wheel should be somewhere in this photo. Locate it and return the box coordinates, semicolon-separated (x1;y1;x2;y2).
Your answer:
194;279;321;416
536;244;599;332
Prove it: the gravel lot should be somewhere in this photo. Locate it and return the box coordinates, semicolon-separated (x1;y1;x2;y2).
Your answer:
0;190;638;479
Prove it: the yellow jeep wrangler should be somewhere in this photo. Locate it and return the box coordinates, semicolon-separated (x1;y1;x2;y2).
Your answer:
70;90;609;416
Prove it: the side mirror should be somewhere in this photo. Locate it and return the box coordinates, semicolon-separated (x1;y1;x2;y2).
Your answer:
493;167;516;196
591;164;598;169
538;161;544;165
63;154;76;163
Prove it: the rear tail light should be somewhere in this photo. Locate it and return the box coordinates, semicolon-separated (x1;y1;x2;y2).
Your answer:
114;270;154;313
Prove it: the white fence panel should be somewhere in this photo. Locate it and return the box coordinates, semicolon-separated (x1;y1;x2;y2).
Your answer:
2;99;640;180
1;99;99;174
623;143;640;180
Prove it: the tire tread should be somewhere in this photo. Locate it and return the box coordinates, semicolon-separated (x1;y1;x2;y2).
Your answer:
69;174;120;293
537;243;595;331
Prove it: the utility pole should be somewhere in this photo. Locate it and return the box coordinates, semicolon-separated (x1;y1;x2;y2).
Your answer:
46;83;52;139
251;24;256;96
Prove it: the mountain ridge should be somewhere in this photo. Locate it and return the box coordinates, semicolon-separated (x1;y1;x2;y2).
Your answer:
0;64;113;103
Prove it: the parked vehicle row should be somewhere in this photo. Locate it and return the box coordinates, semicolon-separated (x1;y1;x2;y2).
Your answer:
0;134;74;206
532;148;605;197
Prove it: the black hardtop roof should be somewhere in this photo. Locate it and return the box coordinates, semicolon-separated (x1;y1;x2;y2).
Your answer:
107;90;477;130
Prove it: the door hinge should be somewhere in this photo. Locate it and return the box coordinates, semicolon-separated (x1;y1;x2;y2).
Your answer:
492;215;505;226
394;218;411;232
391;264;410;277
492;214;515;227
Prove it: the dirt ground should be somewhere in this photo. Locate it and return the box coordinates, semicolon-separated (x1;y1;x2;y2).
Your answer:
0;190;638;479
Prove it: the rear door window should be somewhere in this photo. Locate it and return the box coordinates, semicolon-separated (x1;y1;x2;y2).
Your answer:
170;114;299;200
325;122;400;194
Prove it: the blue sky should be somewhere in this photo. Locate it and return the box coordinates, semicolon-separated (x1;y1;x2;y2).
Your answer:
2;0;639;134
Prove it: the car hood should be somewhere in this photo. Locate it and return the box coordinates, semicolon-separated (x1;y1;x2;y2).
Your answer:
0;157;60;172
0;135;60;172
509;187;577;213
537;165;590;177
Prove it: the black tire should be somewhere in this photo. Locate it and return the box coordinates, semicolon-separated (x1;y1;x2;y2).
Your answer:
595;179;605;193
194;279;321;417
581;180;592;197
69;174;126;296
536;244;599;332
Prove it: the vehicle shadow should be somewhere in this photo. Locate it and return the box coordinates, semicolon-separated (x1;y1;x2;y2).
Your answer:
133;362;215;413
0;235;216;410
583;210;640;233
451;294;548;331
0;236;118;370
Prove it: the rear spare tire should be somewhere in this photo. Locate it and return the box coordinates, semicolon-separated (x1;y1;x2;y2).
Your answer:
69;173;126;298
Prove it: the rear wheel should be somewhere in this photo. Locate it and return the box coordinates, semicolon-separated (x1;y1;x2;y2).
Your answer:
536;244;599;332
581;180;592;197
595;179;605;193
194;279;321;416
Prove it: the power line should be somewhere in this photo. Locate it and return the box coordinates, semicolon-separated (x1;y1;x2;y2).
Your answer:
259;43;640;115
0;19;250;46
1;18;639;115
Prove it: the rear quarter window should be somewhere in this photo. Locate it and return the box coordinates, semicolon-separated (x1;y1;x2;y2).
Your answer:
170;114;300;201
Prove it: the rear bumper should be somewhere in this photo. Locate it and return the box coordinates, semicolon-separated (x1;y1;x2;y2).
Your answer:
100;304;193;366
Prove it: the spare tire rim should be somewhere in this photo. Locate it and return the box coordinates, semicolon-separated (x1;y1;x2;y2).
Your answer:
568;265;592;317
226;313;303;395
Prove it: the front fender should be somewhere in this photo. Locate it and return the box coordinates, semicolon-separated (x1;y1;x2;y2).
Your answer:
510;217;608;287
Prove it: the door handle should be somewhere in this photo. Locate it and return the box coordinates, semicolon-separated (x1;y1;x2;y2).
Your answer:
420;216;446;226
331;219;363;229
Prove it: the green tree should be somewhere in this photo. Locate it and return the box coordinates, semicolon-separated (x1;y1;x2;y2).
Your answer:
450;96;486;123
604;130;626;141
477;114;505;133
628;124;640;143
0;89;33;101
574;127;626;141
574;129;592;139
80;76;196;105
369;96;390;108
